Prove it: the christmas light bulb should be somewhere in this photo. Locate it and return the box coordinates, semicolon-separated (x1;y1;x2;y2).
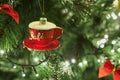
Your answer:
100;44;105;48
101;3;105;7
97;38;107;47
115;25;119;30
111;49;115;53
101;39;107;43
119;60;120;63
65;61;70;66
97;41;101;46
106;14;111;19
97;59;101;63
0;50;5;55
34;57;39;62
13;65;17;69
101;59;104;63
60;61;72;75
22;73;26;77
42;62;47;66
104;34;109;39
111;12;117;20
117;48;120;52
111;40;116;45
118;12;120;16
71;58;76;63
78;62;83;67
35;74;39;77
83;60;88;65
62;8;68;14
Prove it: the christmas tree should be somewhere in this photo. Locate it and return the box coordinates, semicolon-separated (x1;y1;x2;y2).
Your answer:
0;0;119;80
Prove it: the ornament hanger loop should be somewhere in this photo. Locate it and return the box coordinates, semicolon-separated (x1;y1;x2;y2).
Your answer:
37;0;45;16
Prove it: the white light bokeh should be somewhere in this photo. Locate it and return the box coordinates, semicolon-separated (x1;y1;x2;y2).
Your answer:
100;44;105;48
111;49;115;53
35;74;39;77
60;61;72;75
62;8;68;14
119;60;120;63
78;62;83;67
71;58;76;64
66;12;74;20
22;73;26;77
104;34;109;39
101;39;107;43
118;12;120;16
111;12;117;20
13;65;17;69
97;38;107;47
101;59;104;63
64;61;70;66
115;25;119;30
0;50;5;55
111;40;116;45
41;62;47;66
97;59;101;63
83;60;88;65
117;48;120;52
33;57;39;62
101;3;105;7
106;14;111;19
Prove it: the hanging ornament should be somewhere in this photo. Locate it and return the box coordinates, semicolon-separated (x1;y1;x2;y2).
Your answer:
23;18;63;51
98;60;120;80
0;4;19;23
23;0;63;51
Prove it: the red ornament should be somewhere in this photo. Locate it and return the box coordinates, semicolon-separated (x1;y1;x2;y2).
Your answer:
98;60;120;80
23;38;60;51
0;4;19;24
29;27;62;40
23;18;63;51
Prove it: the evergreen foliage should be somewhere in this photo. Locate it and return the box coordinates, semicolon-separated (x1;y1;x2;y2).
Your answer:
0;0;119;80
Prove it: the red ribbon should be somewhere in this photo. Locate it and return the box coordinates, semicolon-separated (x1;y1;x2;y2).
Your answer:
98;60;120;80
0;4;19;24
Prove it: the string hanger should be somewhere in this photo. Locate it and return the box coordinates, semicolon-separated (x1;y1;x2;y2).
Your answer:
37;0;45;16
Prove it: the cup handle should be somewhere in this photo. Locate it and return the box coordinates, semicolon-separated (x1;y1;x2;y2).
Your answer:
53;27;62;39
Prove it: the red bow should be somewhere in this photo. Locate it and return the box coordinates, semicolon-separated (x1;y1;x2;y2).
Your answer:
98;60;120;80
0;4;19;24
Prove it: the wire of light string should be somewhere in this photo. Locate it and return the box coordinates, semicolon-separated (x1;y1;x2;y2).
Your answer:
37;0;45;16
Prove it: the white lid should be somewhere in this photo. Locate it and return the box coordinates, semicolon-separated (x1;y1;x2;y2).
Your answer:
29;19;56;30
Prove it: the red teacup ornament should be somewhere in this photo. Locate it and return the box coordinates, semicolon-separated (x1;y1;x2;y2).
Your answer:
23;18;63;51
